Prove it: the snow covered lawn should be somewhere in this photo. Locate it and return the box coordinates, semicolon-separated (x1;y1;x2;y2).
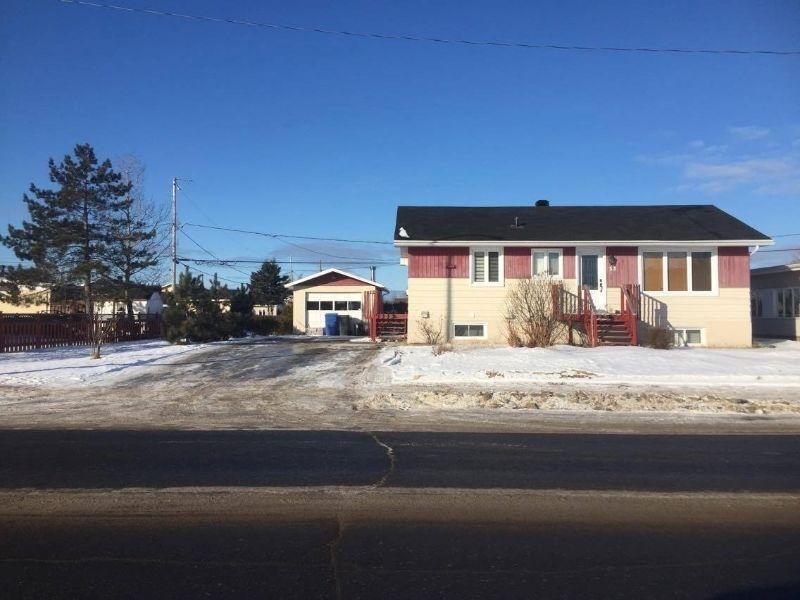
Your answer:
0;340;215;388
379;341;800;388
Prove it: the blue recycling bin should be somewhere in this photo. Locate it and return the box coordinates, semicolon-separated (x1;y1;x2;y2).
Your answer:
324;313;340;336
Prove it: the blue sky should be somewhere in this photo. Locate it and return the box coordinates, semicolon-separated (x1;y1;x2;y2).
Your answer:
1;0;799;291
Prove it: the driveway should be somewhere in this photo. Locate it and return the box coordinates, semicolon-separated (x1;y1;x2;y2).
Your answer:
2;337;800;432
0;338;382;430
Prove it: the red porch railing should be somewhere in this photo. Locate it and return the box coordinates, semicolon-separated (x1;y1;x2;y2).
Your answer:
364;290;408;341
620;284;640;346
552;284;640;348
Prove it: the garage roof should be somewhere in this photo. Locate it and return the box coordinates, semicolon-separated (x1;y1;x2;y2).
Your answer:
285;268;387;290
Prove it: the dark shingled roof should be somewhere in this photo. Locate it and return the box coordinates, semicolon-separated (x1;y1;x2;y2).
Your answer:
394;205;771;243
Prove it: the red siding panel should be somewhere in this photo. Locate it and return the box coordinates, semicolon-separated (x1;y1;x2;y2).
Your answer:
504;247;531;278
607;246;638;287
563;247;576;279
308;272;376;287
719;247;750;288
408;247;469;278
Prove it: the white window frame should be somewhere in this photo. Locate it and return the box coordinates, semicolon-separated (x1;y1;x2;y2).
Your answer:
470;247;504;286
771;287;800;318
452;322;488;339
673;327;705;347
638;247;718;297
531;248;563;280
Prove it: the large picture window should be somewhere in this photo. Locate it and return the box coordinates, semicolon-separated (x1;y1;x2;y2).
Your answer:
471;248;503;285
643;252;663;292
642;248;717;294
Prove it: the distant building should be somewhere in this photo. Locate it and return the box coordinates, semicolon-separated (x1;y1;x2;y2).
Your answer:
751;262;800;341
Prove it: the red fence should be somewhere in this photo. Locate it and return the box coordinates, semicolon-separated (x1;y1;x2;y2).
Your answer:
0;313;162;353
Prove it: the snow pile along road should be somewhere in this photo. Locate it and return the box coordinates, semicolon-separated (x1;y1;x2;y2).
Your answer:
378;341;800;388
0;340;214;388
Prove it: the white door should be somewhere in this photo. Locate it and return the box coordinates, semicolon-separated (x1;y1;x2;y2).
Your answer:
306;293;363;329
577;248;606;311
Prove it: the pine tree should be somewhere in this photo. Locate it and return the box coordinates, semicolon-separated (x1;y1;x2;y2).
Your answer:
162;267;228;343
1;143;131;357
2;144;131;314
106;157;161;316
250;260;289;310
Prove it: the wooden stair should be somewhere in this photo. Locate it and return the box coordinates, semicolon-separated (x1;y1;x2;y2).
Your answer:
595;314;633;346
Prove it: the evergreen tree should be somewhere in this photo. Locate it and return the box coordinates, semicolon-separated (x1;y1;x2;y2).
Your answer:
162;267;228;343
229;284;253;314
250;260;289;309
107;157;161;316
2;143;131;316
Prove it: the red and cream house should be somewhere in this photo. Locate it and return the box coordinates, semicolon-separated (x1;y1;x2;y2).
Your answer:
394;203;772;347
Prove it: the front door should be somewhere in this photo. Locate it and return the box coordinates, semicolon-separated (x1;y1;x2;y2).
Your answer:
577;248;606;311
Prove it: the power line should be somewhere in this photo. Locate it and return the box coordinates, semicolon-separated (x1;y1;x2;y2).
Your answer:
179;257;397;265
177;262;248;285
183;223;394;245
771;233;800;238
57;1;800;57
760;247;800;252
179;228;252;278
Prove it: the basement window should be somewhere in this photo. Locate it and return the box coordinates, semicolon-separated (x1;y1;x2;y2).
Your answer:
453;324;486;338
674;328;704;347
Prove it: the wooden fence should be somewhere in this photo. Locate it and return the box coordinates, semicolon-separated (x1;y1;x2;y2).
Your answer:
0;313;163;353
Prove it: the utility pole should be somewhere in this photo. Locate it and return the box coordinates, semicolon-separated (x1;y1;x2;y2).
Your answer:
369;266;376;282
171;177;178;289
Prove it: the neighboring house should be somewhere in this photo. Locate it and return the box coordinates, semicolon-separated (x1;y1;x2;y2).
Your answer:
394;203;772;347
96;290;165;316
252;304;282;317
0;282;51;314
750;262;800;341
286;268;387;335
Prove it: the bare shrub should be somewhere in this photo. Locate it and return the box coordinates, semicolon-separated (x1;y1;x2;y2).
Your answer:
646;326;674;349
417;318;443;345
504;277;564;348
432;342;452;356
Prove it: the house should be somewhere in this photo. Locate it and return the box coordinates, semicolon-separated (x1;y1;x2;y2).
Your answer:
394;203;772;347
0;283;51;314
750;262;800;341
96;290;164;316
286;268;387;335
252;304;283;317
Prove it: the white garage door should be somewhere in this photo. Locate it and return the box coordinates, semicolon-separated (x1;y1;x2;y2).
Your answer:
306;293;363;329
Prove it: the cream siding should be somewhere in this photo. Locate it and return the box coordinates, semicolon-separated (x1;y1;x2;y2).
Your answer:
407;277;578;344
408;276;750;347
292;284;375;334
608;286;752;347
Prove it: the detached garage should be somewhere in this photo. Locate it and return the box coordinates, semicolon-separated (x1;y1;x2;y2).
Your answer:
286;268;387;335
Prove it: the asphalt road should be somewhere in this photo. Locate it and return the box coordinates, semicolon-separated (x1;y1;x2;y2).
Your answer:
1;429;799;491
2;429;799;598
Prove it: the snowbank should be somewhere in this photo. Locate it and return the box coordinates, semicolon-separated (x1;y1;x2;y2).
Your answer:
0;340;215;388
378;341;800;388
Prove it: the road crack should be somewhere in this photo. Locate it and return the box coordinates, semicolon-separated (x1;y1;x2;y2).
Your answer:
328;517;344;600
369;432;395;487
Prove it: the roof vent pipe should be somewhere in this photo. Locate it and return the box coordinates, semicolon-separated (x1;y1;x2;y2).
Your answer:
535;199;550;207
